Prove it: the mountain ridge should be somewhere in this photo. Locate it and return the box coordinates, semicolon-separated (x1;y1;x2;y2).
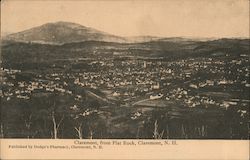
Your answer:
4;21;129;44
5;21;243;45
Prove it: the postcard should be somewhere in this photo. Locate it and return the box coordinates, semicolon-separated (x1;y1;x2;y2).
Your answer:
0;0;249;159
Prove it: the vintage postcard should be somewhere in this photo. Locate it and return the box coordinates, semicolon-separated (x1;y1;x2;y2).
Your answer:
0;0;249;159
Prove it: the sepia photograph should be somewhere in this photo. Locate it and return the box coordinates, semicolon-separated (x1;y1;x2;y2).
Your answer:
0;0;249;142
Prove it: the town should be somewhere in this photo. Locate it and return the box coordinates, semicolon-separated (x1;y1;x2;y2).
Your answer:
2;54;249;109
1;52;249;139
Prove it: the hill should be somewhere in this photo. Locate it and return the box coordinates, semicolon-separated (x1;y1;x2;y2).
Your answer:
4;21;127;44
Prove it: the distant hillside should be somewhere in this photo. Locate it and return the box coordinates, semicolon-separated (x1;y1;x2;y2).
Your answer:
5;21;238;45
2;21;249;70
2;38;249;70
4;21;128;44
4;21;216;45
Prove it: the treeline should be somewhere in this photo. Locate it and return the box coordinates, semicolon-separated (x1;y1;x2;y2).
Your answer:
1;93;107;139
1;92;248;139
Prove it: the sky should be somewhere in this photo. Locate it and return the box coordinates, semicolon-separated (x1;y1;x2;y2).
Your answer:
1;0;249;38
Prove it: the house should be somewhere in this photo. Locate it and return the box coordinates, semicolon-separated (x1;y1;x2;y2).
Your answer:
151;83;160;89
150;93;163;100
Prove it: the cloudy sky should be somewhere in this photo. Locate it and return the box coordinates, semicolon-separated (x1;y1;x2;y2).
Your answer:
1;0;249;38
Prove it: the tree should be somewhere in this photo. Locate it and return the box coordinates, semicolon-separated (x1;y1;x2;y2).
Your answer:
46;93;70;139
74;122;83;139
153;120;164;139
51;110;64;139
0;123;4;138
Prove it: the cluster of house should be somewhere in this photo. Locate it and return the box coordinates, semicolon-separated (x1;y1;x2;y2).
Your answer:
1;55;249;115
